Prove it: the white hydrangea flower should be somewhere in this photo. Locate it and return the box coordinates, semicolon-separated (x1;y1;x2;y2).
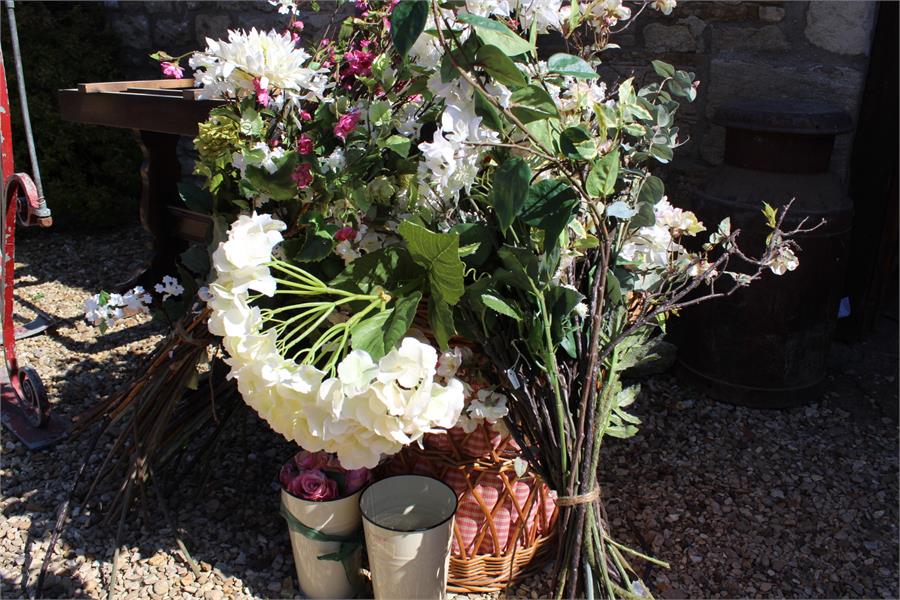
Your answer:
768;247;799;275
513;0;563;33
83;295;108;326
322;148;346;173
651;0;677;16
654;197;705;236
209;215;465;469
269;0;298;14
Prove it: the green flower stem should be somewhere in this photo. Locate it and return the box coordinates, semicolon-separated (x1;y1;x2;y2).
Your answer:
269;260;326;288
604;536;670;568
279;308;334;356
531;281;568;475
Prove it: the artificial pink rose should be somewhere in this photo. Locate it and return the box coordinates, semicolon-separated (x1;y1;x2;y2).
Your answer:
279;460;300;489
160;62;183;79
294;449;328;470
334;227;357;242
299;110;312;121
297;134;314;155
333;111;360;141
253;77;270;108
292;163;313;189
344;468;371;494
343;47;375;78
291;20;305;31
288;469;339;501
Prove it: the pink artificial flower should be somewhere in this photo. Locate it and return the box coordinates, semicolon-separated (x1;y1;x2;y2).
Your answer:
343;46;375;78
253;77;270;108
334;226;357;242
292;163;314;189
288;30;300;44
333;111;360;141
299;110;313;121
279;461;300;489
297;134;314;155
291;20;305;31
160;62;183;79
288;469;339;501
320;38;331;47
344;468;371;494
294;449;328;470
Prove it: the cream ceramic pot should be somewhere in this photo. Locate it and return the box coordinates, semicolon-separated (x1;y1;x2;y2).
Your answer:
360;475;457;600
281;488;363;598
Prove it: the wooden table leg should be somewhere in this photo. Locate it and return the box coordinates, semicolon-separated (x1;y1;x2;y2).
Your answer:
117;129;186;291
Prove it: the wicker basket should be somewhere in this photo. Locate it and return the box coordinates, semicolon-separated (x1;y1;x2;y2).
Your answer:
387;423;558;593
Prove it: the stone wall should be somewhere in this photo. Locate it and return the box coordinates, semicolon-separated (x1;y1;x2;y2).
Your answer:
101;0;878;185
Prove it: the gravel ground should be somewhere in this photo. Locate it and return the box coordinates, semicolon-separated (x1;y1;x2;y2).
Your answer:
1;226;897;600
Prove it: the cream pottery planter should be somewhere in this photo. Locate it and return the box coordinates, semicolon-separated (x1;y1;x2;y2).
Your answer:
360;475;457;600
281;488;363;599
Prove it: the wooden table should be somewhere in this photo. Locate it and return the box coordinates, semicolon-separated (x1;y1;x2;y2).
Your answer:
58;79;222;287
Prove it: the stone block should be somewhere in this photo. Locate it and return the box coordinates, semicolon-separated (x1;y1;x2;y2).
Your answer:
678;2;757;22
758;6;785;23
154;17;193;48
110;14;151;49
805;1;876;56
195;14;232;44
712;25;790;53
643;22;700;53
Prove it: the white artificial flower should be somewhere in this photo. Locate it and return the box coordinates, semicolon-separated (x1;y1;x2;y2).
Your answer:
338;350;379;396
83;294;108;325
377;337;437;389
190;28;329;102
574;302;589;318
654;197;705;236
155;275;185;301
197;286;213;302
513;0;563;33
471;389;510;423
437;347;464;379
651;0;676;16
768;247;799;275
322;148;346;173
269;0;298;14
335;240;360;265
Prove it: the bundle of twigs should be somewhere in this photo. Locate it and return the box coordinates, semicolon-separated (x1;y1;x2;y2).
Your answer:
34;308;240;599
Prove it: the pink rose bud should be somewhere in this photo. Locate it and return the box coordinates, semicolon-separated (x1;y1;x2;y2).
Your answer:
297;134;314;155
334;227;357;242
288;469;338;501
299;110;313;121
279;461;300;489
294;449;327;470
344;468;371;494
292;163;313;189
320;38;331;47
160;61;184;79
291;20;304;31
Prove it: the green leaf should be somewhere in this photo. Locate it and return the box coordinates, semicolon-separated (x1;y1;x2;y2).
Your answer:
559;126;597;160
381;134;411;158
650;143;673;164
631;201;656;229
762;202;778;228
456;12;534;56
243;151;301;201
398;221;466;305
510;85;559;123
428;297;455;350
586;149;620;198
474;89;504;132
638;175;665;206
481;294;523;321
547;53;598;78
489;157;531;234
545;284;584;342
651;59;676;79
180;245;210;276
606;201;636;219
475;45;526;87
496;245;540;290
450;222;493;266
390;0;429;57
520;179;578;247
351;292;422;360
330;246;423;295
179;183;213;214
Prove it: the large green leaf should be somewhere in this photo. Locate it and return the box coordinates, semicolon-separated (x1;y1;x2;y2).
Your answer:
390;0;429;57
428;297;455;350
481;294;523;321
456;13;534;56
520;179;578;248
330;246;423;294
585;149;620;198
546;284;584;342
489;157;531;234
475;45;526;87
351;292;422;360
510;85;559;123
547;53;598;78
178;183;213;214
474;89;504;132
496;245;540;291
398;221;466;305
638;175;665;205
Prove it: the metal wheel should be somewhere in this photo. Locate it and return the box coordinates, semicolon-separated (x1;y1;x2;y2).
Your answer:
18;365;48;428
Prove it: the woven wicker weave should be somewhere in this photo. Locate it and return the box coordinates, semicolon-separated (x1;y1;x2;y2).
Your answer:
387;423;558;593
